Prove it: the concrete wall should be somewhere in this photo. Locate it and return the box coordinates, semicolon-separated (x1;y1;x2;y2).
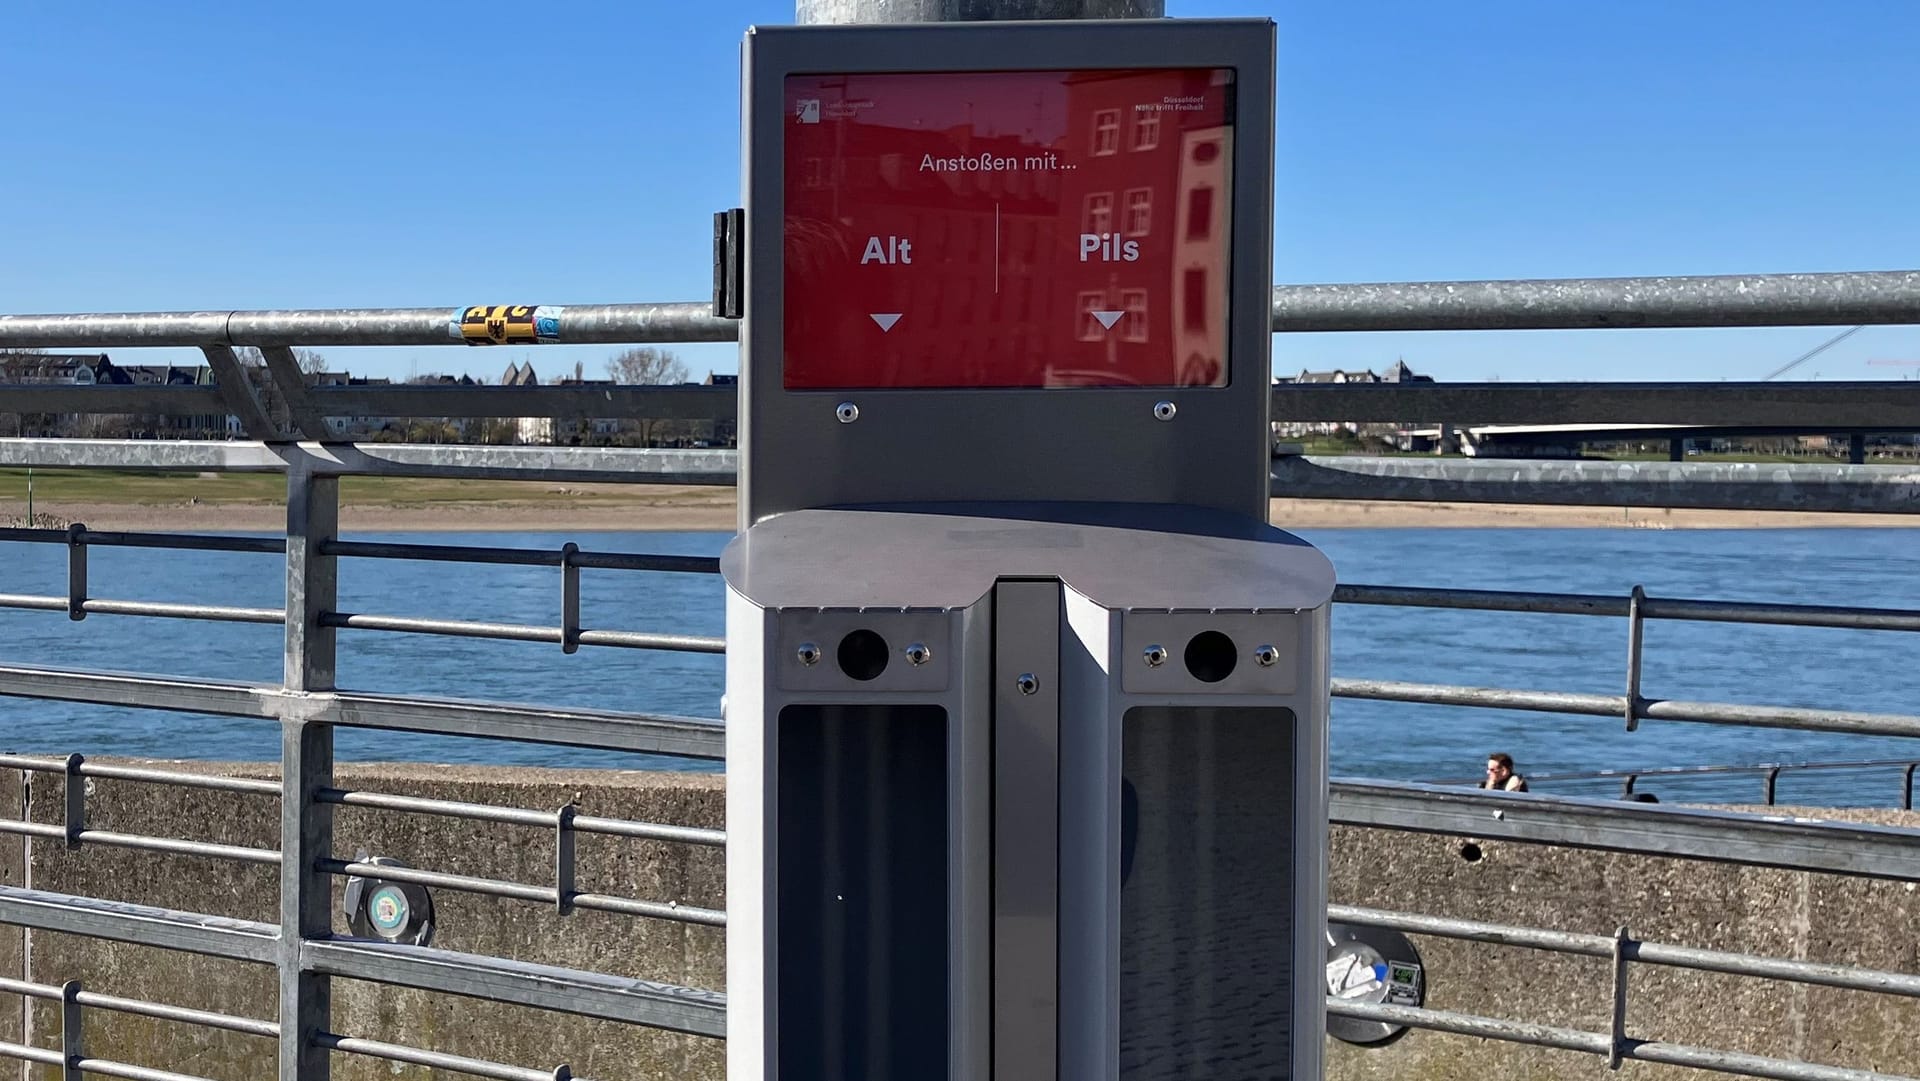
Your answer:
9;761;1920;1081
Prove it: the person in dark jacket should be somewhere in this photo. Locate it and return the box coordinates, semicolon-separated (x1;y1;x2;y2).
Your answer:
1480;752;1528;792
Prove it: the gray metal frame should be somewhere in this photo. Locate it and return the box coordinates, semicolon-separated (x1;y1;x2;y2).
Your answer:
738;19;1277;524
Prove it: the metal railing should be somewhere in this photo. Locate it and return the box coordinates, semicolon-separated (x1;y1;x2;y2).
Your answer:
1433;756;1920;809
1;269;1918;1079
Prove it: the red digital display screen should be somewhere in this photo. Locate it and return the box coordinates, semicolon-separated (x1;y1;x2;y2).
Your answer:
783;68;1235;390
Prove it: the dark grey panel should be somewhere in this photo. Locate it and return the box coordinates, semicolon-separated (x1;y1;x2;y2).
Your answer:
777;704;949;1081
722;503;1333;612
1121;706;1294;1081
741;19;1275;524
993;581;1062;1081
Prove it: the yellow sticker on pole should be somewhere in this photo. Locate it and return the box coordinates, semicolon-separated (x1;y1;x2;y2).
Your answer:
451;304;564;345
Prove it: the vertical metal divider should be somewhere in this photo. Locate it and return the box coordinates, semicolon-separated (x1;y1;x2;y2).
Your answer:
992;580;1062;1081
281;465;338;1081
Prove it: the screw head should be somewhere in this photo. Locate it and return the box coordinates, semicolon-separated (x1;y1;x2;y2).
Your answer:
1143;644;1168;668
1152;400;1177;422
796;642;821;666
1016;673;1039;695
835;401;860;423
1254;644;1279;667
905;642;932;666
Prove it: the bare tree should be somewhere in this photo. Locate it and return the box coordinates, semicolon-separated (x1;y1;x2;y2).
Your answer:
605;347;689;386
295;348;329;378
604;348;693;447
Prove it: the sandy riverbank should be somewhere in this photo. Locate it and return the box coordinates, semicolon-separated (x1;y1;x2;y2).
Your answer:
3;491;1914;533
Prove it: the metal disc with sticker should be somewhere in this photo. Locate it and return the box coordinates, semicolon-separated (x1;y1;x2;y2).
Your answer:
343;856;437;946
1325;922;1424;1046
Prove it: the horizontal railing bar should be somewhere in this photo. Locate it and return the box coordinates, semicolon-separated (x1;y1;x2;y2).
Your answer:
1331;678;1920;739
1335;583;1630;616
1272;381;1920;427
1646;595;1920;631
1328;998;1608;1054
0;979;276;1037
0;819;280;864
0;303;732;348
317;1033;572;1081
68;1057;221;1081
1329;905;1920;998
324;612;561;644
0;594;68;612
0;1041;67;1068
316;689;726;759
301;937;727;1037
272;538;724;574
1625;1040;1913;1081
1331;779;1920;881
0;594;284;623
318;789;556;826
0;438;737;484
319;859;723;927
77;599;286;623
1271;270;1920;332
0;662;728;758
0;384;229;415
318;788;725;846
1326;1000;1913;1081
0;976;58;1000
12;380;1920;431
571;628;726;653
323;611;726;653
0;886;278;963
77;830;281;865
570;813;726;847
68;761;280;795
0;528;284;554
74;991;280;1038
1273;456;1920;514
1479;756;1920;787
569;892;726;927
570;551;721;574
1334;584;1920;632
2;272;1914;352
314;383;733;421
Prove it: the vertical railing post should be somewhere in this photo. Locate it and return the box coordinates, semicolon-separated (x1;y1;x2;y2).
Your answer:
1763;767;1781;806
1623;586;1646;732
280;463;338;1081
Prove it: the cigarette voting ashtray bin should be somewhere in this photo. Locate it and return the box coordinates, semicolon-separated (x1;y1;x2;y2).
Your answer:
343;854;436;946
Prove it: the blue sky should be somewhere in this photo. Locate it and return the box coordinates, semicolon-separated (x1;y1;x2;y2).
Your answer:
3;0;1916;384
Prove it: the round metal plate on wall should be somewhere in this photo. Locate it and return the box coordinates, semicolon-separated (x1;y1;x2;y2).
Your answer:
343;855;437;947
1325;922;1425;1046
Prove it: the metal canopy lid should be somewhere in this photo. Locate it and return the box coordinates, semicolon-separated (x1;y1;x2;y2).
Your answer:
720;502;1335;611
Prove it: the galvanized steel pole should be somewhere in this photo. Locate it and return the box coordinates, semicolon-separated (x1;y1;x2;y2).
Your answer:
796;0;1160;21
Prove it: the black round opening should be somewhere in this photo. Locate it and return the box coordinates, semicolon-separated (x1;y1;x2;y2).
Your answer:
837;629;890;682
1183;630;1237;683
1458;842;1483;863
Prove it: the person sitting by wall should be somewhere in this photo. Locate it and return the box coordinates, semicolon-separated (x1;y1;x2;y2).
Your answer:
1480;752;1528;792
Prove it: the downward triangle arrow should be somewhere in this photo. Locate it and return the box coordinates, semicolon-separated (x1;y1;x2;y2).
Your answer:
1092;310;1125;330
870;313;902;332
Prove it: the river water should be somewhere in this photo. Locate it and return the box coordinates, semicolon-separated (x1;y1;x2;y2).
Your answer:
2;527;1917;806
